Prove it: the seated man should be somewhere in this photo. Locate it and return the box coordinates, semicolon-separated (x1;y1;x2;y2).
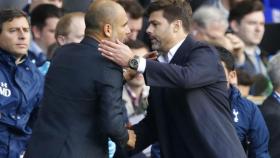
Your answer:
0;9;44;158
216;46;270;158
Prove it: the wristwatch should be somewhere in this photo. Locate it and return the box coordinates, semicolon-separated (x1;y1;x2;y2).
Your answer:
128;55;140;70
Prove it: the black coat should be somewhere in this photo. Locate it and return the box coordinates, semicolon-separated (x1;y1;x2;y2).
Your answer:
131;36;247;158
25;37;128;158
260;93;280;158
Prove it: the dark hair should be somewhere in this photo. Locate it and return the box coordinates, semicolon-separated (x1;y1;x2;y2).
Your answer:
236;69;253;86
146;0;192;32
0;9;29;33
118;0;144;19
215;46;235;71
31;4;63;30
228;1;263;23
125;39;147;49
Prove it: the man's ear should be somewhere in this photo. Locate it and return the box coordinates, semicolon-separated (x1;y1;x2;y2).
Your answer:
229;20;239;33
173;20;182;33
103;24;112;38
56;35;66;46
31;26;41;39
229;70;238;85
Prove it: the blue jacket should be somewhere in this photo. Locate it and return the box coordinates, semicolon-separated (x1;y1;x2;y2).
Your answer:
229;85;270;158
0;49;44;158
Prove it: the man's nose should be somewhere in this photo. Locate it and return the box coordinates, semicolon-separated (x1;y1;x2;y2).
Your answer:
18;29;26;40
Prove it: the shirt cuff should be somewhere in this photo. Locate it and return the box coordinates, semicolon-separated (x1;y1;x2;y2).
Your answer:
137;57;146;73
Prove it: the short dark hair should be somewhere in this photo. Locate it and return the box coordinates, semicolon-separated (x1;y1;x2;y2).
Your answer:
215;46;235;71
31;4;63;30
236;69;253;86
229;1;263;23
146;0;192;32
125;39;147;49
118;0;144;19
0;9;29;33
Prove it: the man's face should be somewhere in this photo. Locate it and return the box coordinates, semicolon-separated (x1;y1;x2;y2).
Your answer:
196;21;227;42
35;17;59;51
64;16;85;44
146;10;173;52
127;14;143;41
234;11;265;46
0;17;31;58
127;47;148;87
111;9;131;43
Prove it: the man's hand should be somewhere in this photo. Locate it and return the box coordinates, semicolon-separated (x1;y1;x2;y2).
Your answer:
127;129;136;149
225;33;245;65
98;40;134;67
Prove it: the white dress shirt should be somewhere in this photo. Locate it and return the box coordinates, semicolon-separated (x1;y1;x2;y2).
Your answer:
137;39;185;73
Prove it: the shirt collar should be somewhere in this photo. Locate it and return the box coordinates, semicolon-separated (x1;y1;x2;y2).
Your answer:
158;39;185;63
29;40;43;55
245;46;261;56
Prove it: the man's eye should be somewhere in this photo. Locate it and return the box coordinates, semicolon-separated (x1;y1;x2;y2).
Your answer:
9;29;17;32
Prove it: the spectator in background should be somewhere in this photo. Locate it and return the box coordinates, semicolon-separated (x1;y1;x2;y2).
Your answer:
30;4;62;64
24;1;135;158
216;46;270;158
260;53;280;158
122;40;150;126
55;12;85;46
191;5;271;101
229;0;271;96
118;0;144;41
191;5;245;61
29;4;63;75
0;9;44;158
229;0;267;77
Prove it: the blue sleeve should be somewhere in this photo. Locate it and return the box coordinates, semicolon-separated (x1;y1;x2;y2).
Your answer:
248;104;270;158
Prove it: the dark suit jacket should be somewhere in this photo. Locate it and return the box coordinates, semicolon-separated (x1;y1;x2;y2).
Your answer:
25;37;128;158
131;35;247;158
260;94;280;158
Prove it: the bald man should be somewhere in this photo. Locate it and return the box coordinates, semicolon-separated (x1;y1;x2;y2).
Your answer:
24;1;134;158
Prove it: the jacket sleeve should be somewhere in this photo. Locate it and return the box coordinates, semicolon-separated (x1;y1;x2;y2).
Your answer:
97;63;128;147
247;104;270;158
144;47;225;89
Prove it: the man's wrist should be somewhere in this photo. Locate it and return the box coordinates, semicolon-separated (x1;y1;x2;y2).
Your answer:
128;55;140;70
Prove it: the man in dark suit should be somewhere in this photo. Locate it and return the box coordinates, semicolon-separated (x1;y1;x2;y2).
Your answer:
24;1;135;158
260;53;280;158
99;1;246;158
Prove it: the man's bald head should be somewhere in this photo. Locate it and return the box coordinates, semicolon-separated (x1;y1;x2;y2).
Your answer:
85;0;126;36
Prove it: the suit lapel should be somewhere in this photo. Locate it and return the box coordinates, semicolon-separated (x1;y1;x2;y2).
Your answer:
170;35;195;65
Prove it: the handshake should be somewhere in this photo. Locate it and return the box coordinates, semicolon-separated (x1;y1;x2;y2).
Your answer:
127;129;136;148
